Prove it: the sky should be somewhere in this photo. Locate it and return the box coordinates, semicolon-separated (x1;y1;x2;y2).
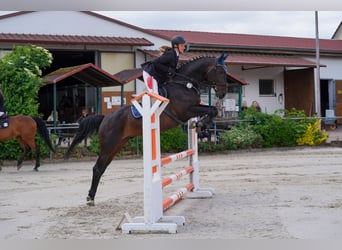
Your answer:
95;11;342;39
0;11;341;39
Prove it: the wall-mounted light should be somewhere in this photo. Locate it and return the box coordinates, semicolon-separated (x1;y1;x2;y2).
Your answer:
278;93;283;104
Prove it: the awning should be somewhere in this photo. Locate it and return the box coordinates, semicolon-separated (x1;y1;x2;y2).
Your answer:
113;68;144;83
227;72;247;85
227;54;321;68
43;63;123;87
113;67;247;85
42;63;125;125
139;50;322;68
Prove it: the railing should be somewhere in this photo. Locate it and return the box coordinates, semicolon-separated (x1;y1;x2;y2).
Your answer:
46;123;80;159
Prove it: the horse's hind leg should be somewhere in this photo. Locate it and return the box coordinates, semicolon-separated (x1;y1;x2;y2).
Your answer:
33;144;40;171
25;137;40;171
87;154;114;206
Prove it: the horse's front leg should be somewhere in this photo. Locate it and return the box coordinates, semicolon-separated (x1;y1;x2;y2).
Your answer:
87;155;113;206
17;145;30;170
187;105;218;128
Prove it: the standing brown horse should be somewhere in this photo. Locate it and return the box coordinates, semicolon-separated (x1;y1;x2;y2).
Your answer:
0;115;55;171
64;53;229;205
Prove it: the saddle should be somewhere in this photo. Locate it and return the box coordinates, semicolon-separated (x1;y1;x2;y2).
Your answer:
0;113;9;128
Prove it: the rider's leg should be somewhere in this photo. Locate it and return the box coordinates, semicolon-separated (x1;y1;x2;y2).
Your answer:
142;71;159;94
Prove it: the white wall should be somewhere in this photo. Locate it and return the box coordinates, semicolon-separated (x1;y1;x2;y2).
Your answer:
229;65;285;114
0;11;169;50
315;57;342;80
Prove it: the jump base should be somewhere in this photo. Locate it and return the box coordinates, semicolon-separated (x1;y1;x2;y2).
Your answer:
121;215;185;234
186;188;215;198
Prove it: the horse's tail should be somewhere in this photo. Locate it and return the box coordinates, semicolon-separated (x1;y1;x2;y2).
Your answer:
63;114;105;160
31;116;55;153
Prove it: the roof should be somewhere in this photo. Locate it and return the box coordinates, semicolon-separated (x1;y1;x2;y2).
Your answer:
227;72;247;85
0;33;153;46
0;11;341;54
140;50;320;68
113;67;247;85
43;63;123;87
113;68;144;83
0;11;153;38
1;11;341;54
332;21;342;39
147;29;342;54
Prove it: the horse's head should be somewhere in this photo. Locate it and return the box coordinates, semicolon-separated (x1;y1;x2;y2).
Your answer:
205;53;229;99
176;53;229;99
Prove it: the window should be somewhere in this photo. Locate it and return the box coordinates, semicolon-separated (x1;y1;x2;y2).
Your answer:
259;79;275;96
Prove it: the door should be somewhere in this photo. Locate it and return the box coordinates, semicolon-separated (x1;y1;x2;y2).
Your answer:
284;68;315;116
335;80;342;124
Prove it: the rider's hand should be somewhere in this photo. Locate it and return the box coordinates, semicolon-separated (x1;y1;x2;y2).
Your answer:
167;68;176;77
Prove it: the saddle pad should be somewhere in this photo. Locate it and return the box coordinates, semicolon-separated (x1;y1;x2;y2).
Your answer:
130;105;142;119
0;117;9;128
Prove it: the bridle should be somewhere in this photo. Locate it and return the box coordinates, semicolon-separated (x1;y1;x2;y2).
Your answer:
166;63;228;95
204;64;228;93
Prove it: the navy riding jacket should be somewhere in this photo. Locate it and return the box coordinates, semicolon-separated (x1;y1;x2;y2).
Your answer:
141;49;179;84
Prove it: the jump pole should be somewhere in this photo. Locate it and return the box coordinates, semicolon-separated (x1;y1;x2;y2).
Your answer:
121;92;213;234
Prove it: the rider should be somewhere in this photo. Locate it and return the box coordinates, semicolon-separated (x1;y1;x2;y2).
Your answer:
0;90;6;118
141;35;187;94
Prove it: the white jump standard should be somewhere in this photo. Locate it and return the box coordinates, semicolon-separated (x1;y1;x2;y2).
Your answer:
122;92;214;234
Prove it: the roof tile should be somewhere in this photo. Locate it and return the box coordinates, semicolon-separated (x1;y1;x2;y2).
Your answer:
148;29;342;52
0;33;153;46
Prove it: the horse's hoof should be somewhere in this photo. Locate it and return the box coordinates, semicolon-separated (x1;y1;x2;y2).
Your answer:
33;167;39;172
17;165;22;171
86;196;95;206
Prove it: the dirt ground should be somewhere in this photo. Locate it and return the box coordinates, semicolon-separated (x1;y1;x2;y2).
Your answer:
1;146;342;239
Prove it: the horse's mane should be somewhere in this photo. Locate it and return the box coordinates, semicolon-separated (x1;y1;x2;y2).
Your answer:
177;56;215;70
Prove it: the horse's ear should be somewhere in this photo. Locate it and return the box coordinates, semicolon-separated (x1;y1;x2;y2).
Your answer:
217;52;229;65
221;52;229;60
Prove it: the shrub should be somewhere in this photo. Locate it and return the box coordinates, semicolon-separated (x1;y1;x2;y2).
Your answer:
88;125;187;155
220;125;263;150
0;45;53;160
296;119;329;146
220;107;328;150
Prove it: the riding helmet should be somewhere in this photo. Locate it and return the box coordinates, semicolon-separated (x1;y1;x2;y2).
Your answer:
171;35;186;47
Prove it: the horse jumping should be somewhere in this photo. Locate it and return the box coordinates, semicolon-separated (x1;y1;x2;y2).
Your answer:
0;115;55;171
64;53;229;205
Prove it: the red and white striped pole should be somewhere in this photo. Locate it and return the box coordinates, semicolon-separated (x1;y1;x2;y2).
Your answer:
122;93;214;234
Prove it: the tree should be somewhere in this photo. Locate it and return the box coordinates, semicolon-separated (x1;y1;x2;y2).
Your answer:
0;45;52;115
0;45;53;160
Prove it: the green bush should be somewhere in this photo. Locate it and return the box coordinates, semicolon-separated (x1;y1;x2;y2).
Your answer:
220;125;263;150
198;141;225;152
159;126;187;152
88;125;187;155
88;134;100;155
0;45;53;160
219;107;328;150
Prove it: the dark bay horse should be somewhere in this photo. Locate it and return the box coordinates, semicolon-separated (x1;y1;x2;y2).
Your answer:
65;53;229;205
0;115;55;171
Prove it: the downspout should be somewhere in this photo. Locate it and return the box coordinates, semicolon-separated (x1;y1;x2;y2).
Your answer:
314;11;321;117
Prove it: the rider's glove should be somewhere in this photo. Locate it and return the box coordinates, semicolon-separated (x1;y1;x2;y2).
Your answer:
167;68;176;77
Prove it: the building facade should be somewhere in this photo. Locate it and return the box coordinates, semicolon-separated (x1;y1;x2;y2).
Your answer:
0;11;342;122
